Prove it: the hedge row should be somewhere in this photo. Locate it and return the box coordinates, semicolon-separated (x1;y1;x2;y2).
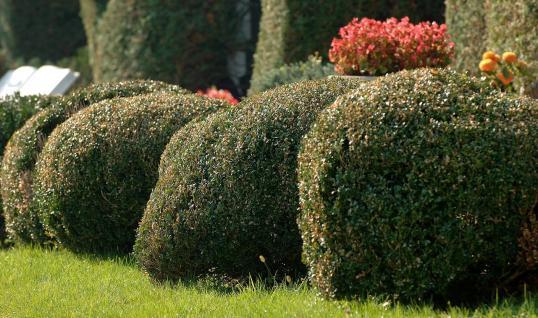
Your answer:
87;0;255;92
0;94;58;242
134;77;366;281
250;0;445;93
298;68;538;301
33;93;227;254
1;80;186;244
0;0;86;63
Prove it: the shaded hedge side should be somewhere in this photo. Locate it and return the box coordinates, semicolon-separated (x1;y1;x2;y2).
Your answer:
0;94;58;242
0;0;86;62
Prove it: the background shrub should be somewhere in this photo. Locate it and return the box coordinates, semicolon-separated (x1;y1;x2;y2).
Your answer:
33;93;226;254
250;0;445;93
90;0;255;93
484;0;538;97
134;77;366;281
0;0;86;63
298;68;538;301
1;80;186;244
248;55;334;95
79;0;108;75
446;0;537;97
445;0;487;76
0;94;57;242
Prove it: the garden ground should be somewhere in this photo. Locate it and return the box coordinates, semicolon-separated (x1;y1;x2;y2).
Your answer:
0;247;536;317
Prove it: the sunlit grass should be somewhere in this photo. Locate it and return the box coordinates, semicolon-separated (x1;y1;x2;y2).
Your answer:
0;247;536;317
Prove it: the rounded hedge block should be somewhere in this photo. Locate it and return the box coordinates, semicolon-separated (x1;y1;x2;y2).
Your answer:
298;68;538;301
1;80;185;244
33;93;226;253
134;77;366;281
0;94;58;241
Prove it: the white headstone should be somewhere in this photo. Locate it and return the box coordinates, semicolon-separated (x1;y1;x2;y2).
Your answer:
19;65;80;96
0;66;37;98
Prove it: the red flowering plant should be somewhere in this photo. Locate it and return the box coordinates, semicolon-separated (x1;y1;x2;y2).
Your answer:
196;87;239;105
329;17;454;76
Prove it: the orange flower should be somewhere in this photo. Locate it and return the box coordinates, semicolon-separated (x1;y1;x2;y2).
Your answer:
482;51;500;62
479;58;498;72
496;72;514;85
502;52;517;63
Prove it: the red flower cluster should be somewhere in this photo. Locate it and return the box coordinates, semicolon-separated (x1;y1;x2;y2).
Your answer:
329;17;455;76
196;87;239;105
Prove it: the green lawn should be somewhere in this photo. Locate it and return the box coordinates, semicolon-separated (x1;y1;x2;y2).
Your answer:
0;247;536;318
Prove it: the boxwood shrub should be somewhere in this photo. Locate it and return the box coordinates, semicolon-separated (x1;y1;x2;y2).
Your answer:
298;68;538;301
134;77;366;281
445;0;487;76
1;80;186;244
0;0;86;62
0;94;57;241
33;93;227;254
250;0;445;91
248;55;335;95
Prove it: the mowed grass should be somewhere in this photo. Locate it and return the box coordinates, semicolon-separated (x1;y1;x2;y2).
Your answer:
0;247;537;318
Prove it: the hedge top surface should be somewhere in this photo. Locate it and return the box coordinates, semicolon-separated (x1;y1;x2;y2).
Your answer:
134;76;367;281
298;68;538;301
1;80;186;243
33;92;227;253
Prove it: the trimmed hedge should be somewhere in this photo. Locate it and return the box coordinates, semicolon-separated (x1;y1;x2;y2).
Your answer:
250;0;445;91
33;93;227;254
0;94;57;241
484;0;538;97
445;0;487;76
0;0;86;62
298;68;538;301
1;80;186;244
91;0;253;91
134;77;367;281
248;55;335;95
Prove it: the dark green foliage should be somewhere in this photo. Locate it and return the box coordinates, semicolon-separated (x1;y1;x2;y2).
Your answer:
484;0;538;97
1;80;186;244
298;68;538;301
33;93;226;254
79;0;108;71
445;0;487;76
0;0;86;63
248;55;335;95
91;0;254;91
0;94;57;242
134;77;367;281
250;0;445;90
